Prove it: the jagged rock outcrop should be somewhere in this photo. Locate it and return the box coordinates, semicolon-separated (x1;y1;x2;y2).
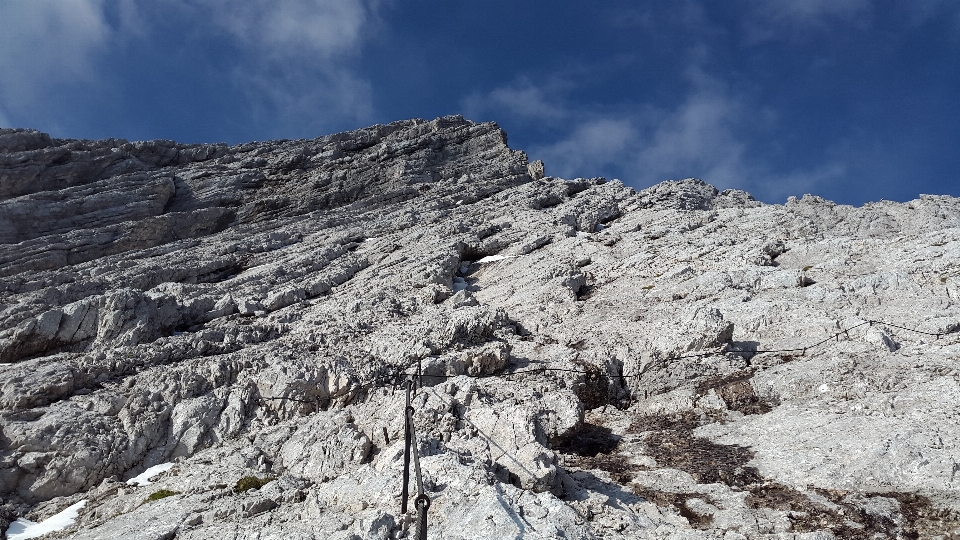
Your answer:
1;118;959;539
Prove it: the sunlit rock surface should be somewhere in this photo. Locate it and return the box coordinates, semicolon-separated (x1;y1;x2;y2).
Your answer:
1;118;959;539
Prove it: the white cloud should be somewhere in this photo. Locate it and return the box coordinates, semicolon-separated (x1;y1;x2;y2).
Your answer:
202;0;370;59
231;64;374;138
760;0;871;20
520;72;754;187
899;0;960;30
0;105;12;128
0;0;112;109
463;79;567;123
760;162;848;202
480;70;849;203
635;84;747;188
739;0;960;44
202;0;378;135
0;0;379;136
533;119;638;178
131;0;380;136
742;0;873;42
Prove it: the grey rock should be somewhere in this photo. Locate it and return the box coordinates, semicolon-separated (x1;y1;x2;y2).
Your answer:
864;324;901;352
2;116;959;539
277;412;372;483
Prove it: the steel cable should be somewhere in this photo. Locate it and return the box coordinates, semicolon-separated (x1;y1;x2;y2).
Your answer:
247;315;957;534
402;377;430;539
401;381;413;515
257;317;957;403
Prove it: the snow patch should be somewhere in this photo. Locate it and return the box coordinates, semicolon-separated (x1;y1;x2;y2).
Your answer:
452;277;468;292
476;255;514;263
6;500;86;540
126;462;174;486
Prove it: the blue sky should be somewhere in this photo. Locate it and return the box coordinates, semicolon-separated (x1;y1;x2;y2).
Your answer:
1;1;958;204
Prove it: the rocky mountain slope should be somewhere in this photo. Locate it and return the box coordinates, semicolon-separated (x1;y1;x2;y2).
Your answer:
1;117;959;539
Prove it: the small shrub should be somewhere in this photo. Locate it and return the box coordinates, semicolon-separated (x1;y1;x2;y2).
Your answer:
145;489;179;502
234;476;273;493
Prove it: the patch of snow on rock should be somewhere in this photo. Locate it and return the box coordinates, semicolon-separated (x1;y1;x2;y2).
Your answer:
476;255;513;263
126;462;175;486
6;500;86;540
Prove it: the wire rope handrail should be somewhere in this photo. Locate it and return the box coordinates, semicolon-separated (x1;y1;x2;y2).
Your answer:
256;317;959;406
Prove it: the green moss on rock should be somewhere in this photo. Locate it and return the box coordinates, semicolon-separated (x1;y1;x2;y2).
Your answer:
234;476;273;493
145;489;179;502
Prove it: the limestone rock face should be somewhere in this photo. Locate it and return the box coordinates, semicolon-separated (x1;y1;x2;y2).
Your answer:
2;119;960;539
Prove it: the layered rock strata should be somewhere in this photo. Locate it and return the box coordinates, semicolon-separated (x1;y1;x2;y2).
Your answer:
1;118;959;539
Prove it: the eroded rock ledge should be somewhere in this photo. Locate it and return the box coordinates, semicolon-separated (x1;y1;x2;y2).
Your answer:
1;118;959;539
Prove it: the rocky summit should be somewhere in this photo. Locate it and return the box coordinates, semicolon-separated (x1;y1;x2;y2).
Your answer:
1;116;959;539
